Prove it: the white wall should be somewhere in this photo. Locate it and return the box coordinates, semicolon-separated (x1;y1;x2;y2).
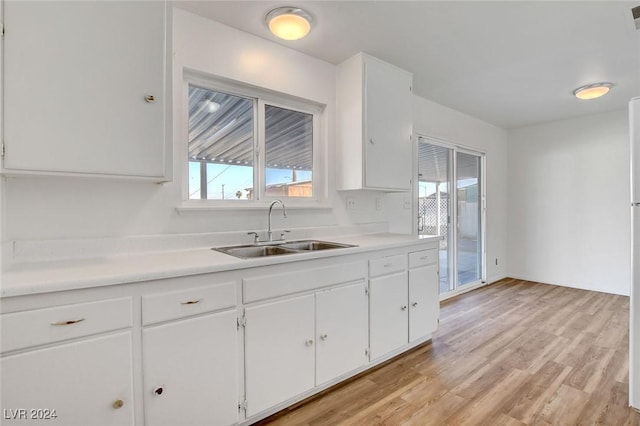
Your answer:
1;9;384;252
1;8;508;272
387;96;509;284
507;109;631;295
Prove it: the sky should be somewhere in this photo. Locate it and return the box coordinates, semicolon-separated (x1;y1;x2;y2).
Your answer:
189;162;312;199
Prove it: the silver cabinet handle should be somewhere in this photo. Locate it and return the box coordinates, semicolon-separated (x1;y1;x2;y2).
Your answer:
144;95;155;103
153;386;164;396
369;138;375;144
412;302;418;307
320;334;328;341
51;318;85;326
633;202;640;206
181;299;202;305
112;399;124;410
383;263;393;268
306;339;314;346
401;306;407;311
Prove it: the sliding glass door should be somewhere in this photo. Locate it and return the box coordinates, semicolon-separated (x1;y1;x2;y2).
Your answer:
418;138;485;296
456;151;483;286
417;143;453;293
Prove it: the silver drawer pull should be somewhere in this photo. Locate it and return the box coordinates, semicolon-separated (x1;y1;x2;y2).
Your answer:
51;318;85;326
320;334;328;341
401;306;407;311
181;299;202;305
306;339;314;346
412;302;418;307
420;256;429;260
383;263;393;268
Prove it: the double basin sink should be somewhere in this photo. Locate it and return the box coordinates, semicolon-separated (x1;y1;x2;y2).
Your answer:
213;240;356;259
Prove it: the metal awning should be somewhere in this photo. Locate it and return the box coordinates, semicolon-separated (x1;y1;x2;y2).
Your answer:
188;85;312;170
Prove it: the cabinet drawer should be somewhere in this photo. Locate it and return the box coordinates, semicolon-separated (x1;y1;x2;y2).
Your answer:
409;249;438;268
243;262;366;304
369;255;406;278
142;282;236;325
1;297;132;353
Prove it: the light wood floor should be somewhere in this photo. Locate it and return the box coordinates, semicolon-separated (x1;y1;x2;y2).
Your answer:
256;278;640;425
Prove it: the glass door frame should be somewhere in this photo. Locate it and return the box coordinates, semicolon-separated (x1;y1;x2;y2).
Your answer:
414;135;487;299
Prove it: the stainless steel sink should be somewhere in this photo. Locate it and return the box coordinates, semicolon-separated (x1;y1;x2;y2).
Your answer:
213;240;356;259
280;240;355;251
213;245;299;259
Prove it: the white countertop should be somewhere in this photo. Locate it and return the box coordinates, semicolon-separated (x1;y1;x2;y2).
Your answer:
1;233;440;298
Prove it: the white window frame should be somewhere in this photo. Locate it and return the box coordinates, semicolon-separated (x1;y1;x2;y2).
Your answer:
180;69;327;209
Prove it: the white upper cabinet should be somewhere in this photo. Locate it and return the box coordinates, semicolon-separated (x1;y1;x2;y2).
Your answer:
337;53;413;191
2;1;169;180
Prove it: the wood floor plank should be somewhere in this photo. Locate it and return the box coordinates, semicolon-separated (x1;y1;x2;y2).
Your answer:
575;380;637;425
562;345;616;393
444;368;532;425
398;392;468;425
532;384;590;425
257;279;640;426
503;361;573;424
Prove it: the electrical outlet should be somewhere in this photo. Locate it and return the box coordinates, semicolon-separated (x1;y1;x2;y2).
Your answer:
403;199;411;209
375;198;382;211
347;197;356;210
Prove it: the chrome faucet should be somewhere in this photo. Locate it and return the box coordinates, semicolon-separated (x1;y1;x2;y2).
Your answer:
267;200;287;241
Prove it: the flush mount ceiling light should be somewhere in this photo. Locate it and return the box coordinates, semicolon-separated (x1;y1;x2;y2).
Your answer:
265;7;313;41
573;82;614;100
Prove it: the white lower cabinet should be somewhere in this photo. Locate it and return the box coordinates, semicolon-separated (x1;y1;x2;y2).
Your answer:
244;280;369;418
369;249;440;361
1;332;134;426
369;272;409;359
316;282;368;385
244;294;316;417
1;241;440;426
408;249;440;342
142;310;238;426
409;264;439;342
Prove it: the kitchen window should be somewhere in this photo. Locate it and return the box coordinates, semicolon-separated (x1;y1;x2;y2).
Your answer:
185;74;323;204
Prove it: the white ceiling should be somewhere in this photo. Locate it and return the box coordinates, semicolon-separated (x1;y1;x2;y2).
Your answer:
175;1;640;129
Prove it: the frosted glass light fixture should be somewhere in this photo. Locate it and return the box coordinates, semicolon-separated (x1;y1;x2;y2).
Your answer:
266;7;312;41
573;83;614;100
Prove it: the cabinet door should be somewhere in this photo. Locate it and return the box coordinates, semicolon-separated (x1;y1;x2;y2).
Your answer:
1;332;134;426
142;310;238;426
369;272;409;359
409;264;440;342
3;1;167;177
363;57;412;190
316;281;368;385
245;294;315;417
